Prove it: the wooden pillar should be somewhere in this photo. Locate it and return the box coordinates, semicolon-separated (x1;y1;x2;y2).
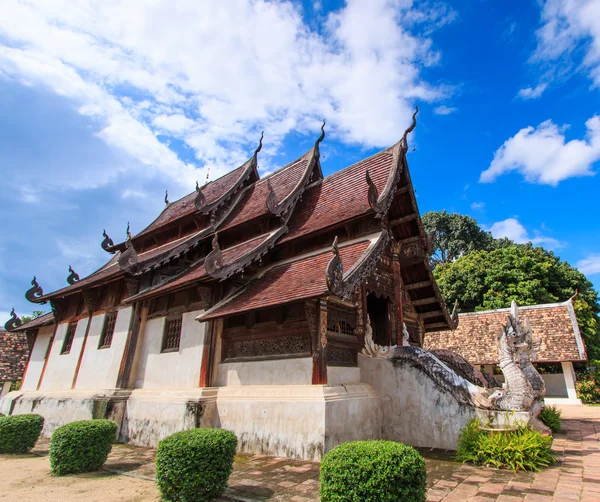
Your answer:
391;240;404;346
305;299;328;385
356;285;367;349
199;319;216;387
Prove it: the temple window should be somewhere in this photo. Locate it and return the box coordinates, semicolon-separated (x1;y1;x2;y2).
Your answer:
61;322;77;354
367;292;390;346
98;312;117;349
162;315;183;353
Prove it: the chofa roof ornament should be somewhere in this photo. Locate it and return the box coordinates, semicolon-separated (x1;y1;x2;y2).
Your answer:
165;190;169;205
4;308;22;332
25;276;45;303
366;106;418;217
67;265;80;285
101;229;115;253
204;233;224;277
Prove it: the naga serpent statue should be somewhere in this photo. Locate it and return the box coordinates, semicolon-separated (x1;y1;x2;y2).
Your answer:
429;349;498;388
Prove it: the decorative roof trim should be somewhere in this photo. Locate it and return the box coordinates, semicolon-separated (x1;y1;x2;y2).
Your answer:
564;300;587;361
194;135;262;214
25;276;45;304
67;265;80;285
118;233;139;274
365;106;417;217
205;227;288;281
101;230;115;253
4;308;22;332
326;230;389;300
266;122;325;220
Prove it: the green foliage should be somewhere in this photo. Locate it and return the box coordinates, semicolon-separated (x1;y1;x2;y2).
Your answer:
539;406;563;433
434;243;600;360
576;363;600;403
455;418;556;472
0;414;44;453
422;210;503;267
320;440;427;502
156;428;237;502
19;310;46;324
49;419;117;475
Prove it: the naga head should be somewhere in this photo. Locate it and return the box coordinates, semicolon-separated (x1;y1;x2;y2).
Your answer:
488;389;505;406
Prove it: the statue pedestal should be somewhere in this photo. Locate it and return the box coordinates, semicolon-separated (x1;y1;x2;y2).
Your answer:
475;408;531;431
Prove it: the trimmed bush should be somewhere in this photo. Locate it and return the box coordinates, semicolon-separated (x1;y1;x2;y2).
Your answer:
50;419;117;475
455;418;556;472
0;414;44;453
540;406;563;433
320;440;427;502
156;428;238;502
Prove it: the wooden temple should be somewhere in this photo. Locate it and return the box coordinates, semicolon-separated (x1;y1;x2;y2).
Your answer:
2;109;457;459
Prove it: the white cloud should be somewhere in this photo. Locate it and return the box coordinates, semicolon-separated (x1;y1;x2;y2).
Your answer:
0;0;455;193
489;218;564;248
533;0;600;87
470;201;485;210
577;254;600;276
480;115;600;185
516;83;548;100
433;105;457;115
122;189;148;199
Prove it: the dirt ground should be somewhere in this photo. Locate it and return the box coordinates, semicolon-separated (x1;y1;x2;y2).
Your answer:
0;453;159;502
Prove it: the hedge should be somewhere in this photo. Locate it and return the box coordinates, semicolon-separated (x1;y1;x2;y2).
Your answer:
50;419;117;475
320;440;427;502
0;414;44;453
156;428;238;502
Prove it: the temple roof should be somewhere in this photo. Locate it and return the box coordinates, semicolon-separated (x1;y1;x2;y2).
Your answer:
198;234;379;321
0;329;30;381
10;312;55;331
424;300;587;364
126;228;287;302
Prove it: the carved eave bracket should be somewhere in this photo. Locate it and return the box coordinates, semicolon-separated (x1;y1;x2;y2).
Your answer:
195;132;263;214
66;265;80;285
266;121;325;220
4;308;22;331
326;230;390;300
25;276;46;304
366;107;417;218
206;227;288;280
118;234;139;274
101;230;115;253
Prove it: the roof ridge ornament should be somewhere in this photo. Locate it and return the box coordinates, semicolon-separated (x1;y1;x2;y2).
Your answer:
316;120;326;146
365;106;418;218
205;233;224;277
67;265;80;285
4;308;22;332
165;190;169;205
266;178;279;214
118;224;139;273
195;178;207;211
254;131;264;156
25;276;45;303
101;229;115;253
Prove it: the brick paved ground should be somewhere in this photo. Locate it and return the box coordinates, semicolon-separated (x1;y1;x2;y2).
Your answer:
24;404;600;501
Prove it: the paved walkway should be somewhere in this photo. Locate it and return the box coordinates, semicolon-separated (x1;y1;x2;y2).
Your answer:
16;405;600;501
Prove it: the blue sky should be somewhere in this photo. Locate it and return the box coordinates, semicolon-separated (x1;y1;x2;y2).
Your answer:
1;0;600;323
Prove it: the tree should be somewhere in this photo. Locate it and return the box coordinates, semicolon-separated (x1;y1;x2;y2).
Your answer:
20;310;45;325
434;244;600;360
422;211;504;267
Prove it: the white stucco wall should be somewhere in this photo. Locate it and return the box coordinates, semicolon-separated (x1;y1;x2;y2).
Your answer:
216;358;312;386
75;307;132;390
20;325;54;391
135;310;206;389
38;320;89;391
327;366;362;385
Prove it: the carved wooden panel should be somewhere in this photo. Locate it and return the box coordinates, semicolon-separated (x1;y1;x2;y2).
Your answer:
326;346;355;366
224;334;310;361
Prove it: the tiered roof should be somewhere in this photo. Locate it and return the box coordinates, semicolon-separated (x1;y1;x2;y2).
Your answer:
22;113;454;331
424;300;587;364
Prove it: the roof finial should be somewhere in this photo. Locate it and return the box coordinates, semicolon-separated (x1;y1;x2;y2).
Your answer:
67;265;80;285
165;190;169;205
126;222;131;240
204;167;211;187
4;308;22;332
254;131;264;156
317;119;326;146
401;105;418;150
25;276;45;303
569;289;579;303
196;180;200;192
101;229;115;253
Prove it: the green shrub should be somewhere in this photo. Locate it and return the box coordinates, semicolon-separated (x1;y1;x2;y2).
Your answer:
576;367;600;403
455;418;556;472
320;440;427;502
0;414;44;453
540;406;563;433
50;419;117;475
156;428;238;502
